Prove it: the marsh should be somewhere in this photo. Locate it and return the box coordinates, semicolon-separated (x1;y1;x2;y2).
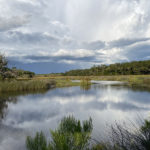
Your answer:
0;81;150;150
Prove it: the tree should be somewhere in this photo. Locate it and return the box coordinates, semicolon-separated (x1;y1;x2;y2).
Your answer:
0;54;15;80
0;55;8;80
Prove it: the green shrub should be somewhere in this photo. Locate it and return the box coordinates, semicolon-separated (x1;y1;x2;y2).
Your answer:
26;116;150;150
26;116;93;150
26;132;47;150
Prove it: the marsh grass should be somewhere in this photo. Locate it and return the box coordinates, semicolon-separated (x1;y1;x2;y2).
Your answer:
67;75;150;88
43;75;150;88
93;119;150;150
80;77;91;86
32;74;150;89
2;75;150;93
55;79;80;87
0;79;56;93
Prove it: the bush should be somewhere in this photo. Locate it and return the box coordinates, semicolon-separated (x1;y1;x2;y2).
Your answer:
26;116;93;150
26;132;47;150
0;55;14;80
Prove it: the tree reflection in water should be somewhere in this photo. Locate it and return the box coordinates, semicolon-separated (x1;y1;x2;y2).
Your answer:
0;90;48;121
0;96;17;120
80;84;91;91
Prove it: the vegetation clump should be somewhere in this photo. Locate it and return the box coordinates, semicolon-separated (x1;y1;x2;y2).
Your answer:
0;54;35;80
80;77;91;90
80;77;91;86
12;67;35;78
93;119;150;150
26;116;93;150
26;116;150;150
0;55;15;80
0;79;56;93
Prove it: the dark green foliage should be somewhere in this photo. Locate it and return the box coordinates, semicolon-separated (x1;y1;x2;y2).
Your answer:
25;112;150;150
26;132;47;150
59;116;82;133
63;60;150;76
139;120;150;149
0;55;15;80
12;68;35;78
26;116;93;150
48;116;93;150
83;118;93;132
26;117;150;150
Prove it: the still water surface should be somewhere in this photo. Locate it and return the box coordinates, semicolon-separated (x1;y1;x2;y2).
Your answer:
0;81;150;150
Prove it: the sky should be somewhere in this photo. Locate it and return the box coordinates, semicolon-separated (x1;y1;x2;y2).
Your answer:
0;0;150;74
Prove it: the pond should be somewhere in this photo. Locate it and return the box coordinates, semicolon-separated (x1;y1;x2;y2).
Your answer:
0;81;150;150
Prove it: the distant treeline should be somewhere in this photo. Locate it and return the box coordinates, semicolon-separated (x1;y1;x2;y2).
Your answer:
63;60;150;76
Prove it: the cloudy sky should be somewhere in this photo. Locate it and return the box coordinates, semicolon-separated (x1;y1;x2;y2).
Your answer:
0;0;150;73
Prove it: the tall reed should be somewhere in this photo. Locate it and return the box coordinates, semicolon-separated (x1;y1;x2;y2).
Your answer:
0;79;56;93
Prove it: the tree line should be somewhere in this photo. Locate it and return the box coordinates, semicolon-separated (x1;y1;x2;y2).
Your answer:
63;60;150;76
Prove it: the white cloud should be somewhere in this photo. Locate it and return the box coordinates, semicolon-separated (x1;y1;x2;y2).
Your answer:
65;0;150;41
53;49;94;58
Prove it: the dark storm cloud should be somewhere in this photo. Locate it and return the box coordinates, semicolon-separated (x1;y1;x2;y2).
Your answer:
108;37;150;48
23;55;96;62
124;41;150;61
8;60;79;74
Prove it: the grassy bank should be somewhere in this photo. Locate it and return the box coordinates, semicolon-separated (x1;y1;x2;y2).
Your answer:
0;76;91;93
55;78;80;87
1;75;150;93
31;76;90;87
35;74;150;88
90;75;150;88
0;79;56;93
0;77;81;93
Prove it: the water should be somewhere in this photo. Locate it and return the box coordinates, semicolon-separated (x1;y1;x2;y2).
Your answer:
0;81;150;150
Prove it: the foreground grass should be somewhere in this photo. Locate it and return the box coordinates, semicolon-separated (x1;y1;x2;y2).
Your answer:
0;79;56;93
26;116;150;150
26;116;93;150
